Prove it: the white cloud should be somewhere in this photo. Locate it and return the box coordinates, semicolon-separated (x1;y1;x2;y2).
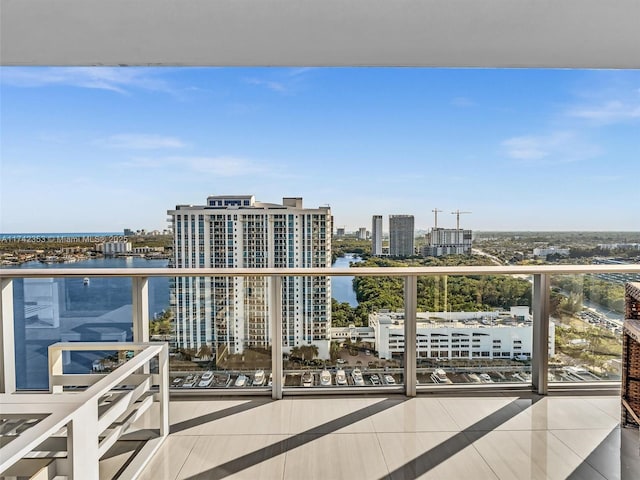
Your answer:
287;67;315;77
100;134;186;149
244;68;314;94
0;67;174;94
565;79;640;125
502;136;549;160
245;77;287;93
502;131;601;163
567;100;640;124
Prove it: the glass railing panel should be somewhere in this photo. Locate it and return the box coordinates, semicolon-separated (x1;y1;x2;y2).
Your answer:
329;272;404;389
413;274;534;386
12;274;134;390
549;274;623;383
162;275;271;391
9;257;169;391
283;274;336;389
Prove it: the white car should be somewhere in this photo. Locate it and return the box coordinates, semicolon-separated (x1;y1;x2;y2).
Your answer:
301;371;314;387
198;371;214;387
183;374;198;388
253;370;266;386
352;368;365;386
320;369;332;386
384;374;396;385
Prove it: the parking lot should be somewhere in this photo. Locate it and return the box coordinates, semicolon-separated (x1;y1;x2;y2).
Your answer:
169;364;570;389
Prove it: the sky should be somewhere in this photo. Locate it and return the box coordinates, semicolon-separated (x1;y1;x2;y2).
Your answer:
1;67;639;233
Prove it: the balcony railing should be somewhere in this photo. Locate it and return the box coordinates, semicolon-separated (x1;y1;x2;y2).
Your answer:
1;264;639;399
0;342;168;479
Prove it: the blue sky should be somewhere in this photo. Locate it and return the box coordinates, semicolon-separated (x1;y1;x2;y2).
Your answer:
1;67;638;233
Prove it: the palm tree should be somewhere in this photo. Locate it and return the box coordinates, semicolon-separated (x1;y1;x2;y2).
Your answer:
330;341;341;361
300;344;319;361
196;344;213;360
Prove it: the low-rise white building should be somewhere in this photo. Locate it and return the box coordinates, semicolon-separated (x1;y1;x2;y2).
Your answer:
533;246;570;258
369;307;554;361
132;246;164;254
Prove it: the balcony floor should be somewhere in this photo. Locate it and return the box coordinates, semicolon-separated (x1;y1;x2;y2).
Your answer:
120;393;639;480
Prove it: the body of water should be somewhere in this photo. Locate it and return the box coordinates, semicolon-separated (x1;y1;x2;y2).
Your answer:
16;257;170;316
0;232;123;241
331;253;362;306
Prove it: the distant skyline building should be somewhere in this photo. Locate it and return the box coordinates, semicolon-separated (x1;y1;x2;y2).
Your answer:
357;227;368;240
98;241;132;255
371;215;383;256
389;215;415;257
422;228;472;257
336;227;346;237
168;195;332;358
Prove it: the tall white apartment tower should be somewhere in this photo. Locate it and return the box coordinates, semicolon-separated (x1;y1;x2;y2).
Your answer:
371;215;383;256
389;215;415;257
168;195;332;358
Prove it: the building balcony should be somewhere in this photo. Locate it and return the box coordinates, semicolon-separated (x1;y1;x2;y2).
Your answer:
1;265;639;478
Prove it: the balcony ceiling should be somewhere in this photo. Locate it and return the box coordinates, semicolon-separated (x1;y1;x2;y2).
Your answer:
1;0;639;67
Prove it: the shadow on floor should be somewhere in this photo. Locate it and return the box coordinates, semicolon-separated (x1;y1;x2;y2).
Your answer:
184;397;407;480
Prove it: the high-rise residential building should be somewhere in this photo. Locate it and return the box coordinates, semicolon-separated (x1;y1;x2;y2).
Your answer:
389;215;415;257
357;227;368;240
422;228;472;257
336;227;345;237
371;215;383;256
167;195;332;358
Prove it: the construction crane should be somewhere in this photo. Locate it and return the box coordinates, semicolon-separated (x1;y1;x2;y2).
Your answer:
451;210;471;230
431;208;443;229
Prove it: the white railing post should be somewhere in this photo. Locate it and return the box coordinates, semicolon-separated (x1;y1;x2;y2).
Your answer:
132;277;150;343
0;278;16;393
48;343;64;394
532;273;550;395
404;275;417;397
270;275;283;400
159;343;170;436
66;402;99;479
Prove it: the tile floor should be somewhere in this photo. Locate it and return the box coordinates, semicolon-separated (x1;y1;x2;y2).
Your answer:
112;393;639;480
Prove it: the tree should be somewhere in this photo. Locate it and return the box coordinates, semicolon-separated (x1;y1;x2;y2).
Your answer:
150;308;174;337
329;341;341;361
300;345;319;361
196;344;213;360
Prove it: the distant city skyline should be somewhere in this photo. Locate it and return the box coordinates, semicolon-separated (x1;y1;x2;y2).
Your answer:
1;67;639;232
